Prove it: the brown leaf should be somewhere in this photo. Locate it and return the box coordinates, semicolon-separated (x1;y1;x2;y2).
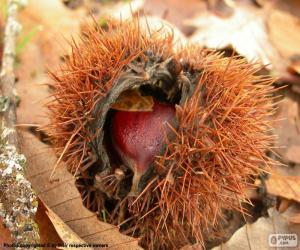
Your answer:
111;89;154;112
41;200;93;250
187;2;299;80
143;0;206;36
267;9;300;60
277;198;292;214
189;6;281;67
207;0;234;18
212;208;300;250
138;15;188;48
0;217;12;247
292;85;300;95
36;199;63;249
273;94;300;164
282;203;300;224
272;0;300;19
99;0;144;20
287;213;300;224
289;60;300;75
266;174;300;203
19;131;141;250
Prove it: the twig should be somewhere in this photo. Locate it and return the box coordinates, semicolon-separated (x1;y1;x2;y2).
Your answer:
0;0;40;248
0;0;20;146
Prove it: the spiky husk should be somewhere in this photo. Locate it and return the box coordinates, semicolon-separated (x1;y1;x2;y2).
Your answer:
46;18;173;174
127;50;276;248
46;17;276;249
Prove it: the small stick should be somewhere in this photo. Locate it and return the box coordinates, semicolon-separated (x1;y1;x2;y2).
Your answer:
0;0;40;248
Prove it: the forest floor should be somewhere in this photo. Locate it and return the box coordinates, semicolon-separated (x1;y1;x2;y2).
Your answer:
1;0;300;249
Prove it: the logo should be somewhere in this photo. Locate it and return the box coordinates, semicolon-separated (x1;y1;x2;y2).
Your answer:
269;234;298;248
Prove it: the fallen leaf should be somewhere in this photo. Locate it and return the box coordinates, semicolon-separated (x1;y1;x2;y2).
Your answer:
272;0;300;19
41;200;93;250
288;214;300;224
273;93;300;164
0;217;12;248
36;199;63;249
212;208;300;250
277;198;292;214
99;0;144;20
267;9;300;60
19;131;141;250
206;0;234;18
189;6;281;67
282;203;300;224
289;60;300;75
135;15;188;52
292;85;300;95
143;0;207;36
187;2;298;80
266;174;300;203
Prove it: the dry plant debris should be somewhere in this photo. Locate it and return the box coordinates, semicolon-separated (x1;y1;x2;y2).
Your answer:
212;208;300;250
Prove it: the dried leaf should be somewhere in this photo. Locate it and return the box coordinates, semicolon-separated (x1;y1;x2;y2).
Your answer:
0;217;12;246
189;7;281;67
187;2;296;79
207;0;234;18
292;85;300;95
143;0;206;35
19;131;141;250
41;200;93;250
212;208;300;250
138;15;188;48
99;0;144;20
277;198;292;214
36;200;63;248
266;174;300;203
267;9;300;59
287;213;300;224
111;89;154;112
289;60;300;75
273;94;300;164
282;203;300;224
279;200;300;224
